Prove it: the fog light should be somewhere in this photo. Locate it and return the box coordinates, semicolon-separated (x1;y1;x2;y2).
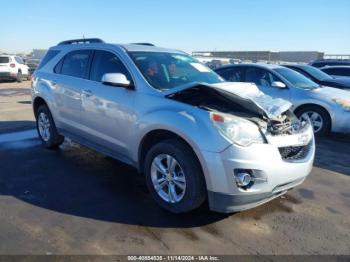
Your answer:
234;170;254;188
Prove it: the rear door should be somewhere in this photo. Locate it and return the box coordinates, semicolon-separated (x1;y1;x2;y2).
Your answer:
53;49;93;134
80;50;136;159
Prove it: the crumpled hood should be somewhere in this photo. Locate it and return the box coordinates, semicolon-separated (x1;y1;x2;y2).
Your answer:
164;82;293;121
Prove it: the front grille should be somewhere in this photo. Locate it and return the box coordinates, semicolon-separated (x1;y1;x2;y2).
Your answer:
278;141;312;161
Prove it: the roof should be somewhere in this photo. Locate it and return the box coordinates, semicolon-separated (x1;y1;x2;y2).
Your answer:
52;38;186;54
312;59;350;62
321;65;350;69
119;44;186;54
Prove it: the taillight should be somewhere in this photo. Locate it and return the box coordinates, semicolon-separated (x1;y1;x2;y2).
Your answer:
10;63;16;68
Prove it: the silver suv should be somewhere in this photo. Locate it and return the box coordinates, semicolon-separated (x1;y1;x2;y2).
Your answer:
31;38;315;213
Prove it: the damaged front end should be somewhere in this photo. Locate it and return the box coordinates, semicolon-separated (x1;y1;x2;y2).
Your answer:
165;82;311;139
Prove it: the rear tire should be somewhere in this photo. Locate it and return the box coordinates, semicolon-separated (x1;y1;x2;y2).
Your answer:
295;105;331;136
16;71;22;83
36;105;64;149
144;138;207;213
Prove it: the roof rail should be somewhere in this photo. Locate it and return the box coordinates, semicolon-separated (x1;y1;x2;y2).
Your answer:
58;38;104;46
131;43;155;46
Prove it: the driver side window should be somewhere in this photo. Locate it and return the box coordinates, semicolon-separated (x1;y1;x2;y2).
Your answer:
245;67;279;87
90;50;132;82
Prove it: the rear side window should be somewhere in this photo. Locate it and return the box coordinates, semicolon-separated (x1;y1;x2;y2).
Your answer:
90;50;132;82
338;68;350;76
60;50;91;79
323;67;350;76
37;50;60;70
322;68;334;75
0;57;10;63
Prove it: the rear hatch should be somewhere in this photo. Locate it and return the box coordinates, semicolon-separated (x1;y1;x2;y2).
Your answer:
0;57;10;73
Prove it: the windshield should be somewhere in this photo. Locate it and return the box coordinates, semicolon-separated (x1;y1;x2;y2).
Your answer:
302;66;333;81
129;52;224;90
274;68;319;89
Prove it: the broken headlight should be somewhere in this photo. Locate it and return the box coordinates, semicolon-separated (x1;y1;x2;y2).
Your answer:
210;112;265;147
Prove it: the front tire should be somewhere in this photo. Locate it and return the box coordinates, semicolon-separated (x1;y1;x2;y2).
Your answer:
295;106;331;136
144;139;207;213
36;105;64;148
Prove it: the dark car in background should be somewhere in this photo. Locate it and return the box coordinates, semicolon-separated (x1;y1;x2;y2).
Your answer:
320;66;350;78
25;58;41;75
284;64;350;90
309;59;350;68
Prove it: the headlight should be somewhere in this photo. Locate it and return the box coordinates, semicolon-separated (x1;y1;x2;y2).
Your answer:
333;98;350;112
210;112;265;147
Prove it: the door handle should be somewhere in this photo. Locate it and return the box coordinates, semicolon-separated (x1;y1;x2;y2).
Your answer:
82;89;93;97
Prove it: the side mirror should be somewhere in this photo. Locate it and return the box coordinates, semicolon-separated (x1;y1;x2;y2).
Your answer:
101;73;134;89
271;81;287;89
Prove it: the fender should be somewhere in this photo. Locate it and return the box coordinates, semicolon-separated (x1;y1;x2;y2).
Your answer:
31;73;60;124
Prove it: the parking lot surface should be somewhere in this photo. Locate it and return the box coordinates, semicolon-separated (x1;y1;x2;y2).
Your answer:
0;81;349;255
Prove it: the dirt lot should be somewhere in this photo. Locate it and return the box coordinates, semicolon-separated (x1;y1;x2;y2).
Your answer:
0;81;349;255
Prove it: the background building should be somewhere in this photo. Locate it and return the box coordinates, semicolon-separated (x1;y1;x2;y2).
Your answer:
32;49;48;59
192;51;324;63
324;54;350;60
278;51;324;63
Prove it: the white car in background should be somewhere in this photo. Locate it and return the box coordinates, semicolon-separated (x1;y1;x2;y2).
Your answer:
215;64;350;135
0;55;29;82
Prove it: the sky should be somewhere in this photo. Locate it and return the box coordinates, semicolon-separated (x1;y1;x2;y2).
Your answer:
1;0;350;54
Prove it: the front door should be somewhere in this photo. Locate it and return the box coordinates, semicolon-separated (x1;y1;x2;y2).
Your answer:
245;67;291;101
80;50;136;159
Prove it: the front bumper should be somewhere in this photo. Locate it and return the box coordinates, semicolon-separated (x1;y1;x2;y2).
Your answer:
332;110;350;133
208;177;305;212
200;126;315;213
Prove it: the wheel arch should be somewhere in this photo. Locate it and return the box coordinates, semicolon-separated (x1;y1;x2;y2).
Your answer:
137;130;206;184
294;103;332;130
32;96;49;118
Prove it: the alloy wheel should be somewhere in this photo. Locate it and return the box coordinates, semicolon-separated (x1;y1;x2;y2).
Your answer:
300;111;324;133
38;112;51;142
150;154;186;203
